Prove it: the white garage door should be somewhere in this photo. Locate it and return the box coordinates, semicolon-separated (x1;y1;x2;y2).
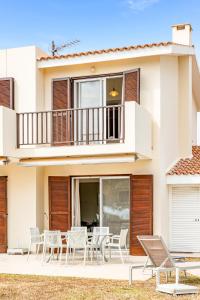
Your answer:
170;186;200;252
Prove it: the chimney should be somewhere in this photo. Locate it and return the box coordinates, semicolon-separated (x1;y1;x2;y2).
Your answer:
172;23;192;46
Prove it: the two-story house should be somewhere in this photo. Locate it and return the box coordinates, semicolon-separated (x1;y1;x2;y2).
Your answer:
0;23;198;255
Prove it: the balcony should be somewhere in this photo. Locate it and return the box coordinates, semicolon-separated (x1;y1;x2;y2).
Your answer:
17;105;124;147
0;102;152;162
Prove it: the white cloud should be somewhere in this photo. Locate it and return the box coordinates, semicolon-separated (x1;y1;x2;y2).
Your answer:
126;0;159;11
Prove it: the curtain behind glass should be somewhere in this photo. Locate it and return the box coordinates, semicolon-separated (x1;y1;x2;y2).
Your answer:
74;179;81;226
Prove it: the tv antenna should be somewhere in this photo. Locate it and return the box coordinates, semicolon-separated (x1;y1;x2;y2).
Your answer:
50;39;80;56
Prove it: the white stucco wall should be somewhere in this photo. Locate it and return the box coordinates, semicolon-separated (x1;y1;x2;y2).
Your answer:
0;107;16;156
0;46;38;112
0;165;38;248
36;168;44;232
192;95;198;145
178;56;193;158
158;56;179;241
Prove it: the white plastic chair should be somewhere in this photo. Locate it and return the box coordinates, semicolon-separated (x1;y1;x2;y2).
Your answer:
27;227;44;260
43;230;63;262
107;228;128;263
88;227;109;261
66;230;89;264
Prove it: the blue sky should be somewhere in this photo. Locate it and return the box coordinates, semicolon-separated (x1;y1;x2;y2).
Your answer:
0;0;200;55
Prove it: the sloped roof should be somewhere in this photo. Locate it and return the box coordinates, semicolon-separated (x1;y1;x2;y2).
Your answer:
167;146;200;175
38;41;175;61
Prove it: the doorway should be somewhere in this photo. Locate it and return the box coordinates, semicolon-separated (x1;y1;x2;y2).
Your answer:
74;76;123;144
79;179;100;230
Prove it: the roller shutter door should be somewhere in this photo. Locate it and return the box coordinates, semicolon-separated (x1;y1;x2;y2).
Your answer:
170;186;200;252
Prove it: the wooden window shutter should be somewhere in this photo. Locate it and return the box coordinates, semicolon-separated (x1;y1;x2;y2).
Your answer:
130;174;153;255
0;176;7;253
52;78;72;145
52;78;71;110
49;176;71;231
0;78;14;109
123;69;140;103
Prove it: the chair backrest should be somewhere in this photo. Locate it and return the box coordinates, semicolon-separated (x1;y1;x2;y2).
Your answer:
71;227;87;233
92;227;109;245
137;235;175;268
44;230;62;247
119;228;128;247
30;227;41;243
93;227;109;235
67;231;87;249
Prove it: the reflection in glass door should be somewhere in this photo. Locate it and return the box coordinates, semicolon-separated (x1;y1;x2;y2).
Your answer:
74;79;104;144
101;177;130;235
78;80;103;108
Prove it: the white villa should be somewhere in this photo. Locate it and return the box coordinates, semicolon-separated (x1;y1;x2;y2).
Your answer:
0;23;199;255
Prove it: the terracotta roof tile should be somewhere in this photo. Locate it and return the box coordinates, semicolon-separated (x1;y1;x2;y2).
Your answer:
167;146;200;175
38;41;176;61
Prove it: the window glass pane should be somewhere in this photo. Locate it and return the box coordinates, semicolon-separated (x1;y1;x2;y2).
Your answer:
106;77;122;105
102;178;130;236
79;80;102;108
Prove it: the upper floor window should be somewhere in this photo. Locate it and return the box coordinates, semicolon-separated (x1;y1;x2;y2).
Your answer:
0;78;14;109
74;76;123;109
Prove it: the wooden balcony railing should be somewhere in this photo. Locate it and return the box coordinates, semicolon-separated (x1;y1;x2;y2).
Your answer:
16;105;124;147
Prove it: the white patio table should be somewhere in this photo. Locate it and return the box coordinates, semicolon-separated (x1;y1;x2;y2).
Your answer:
61;231;113;262
87;232;113;262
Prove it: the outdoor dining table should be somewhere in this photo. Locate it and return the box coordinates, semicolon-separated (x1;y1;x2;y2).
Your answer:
61;231;113;262
44;231;113;263
86;232;113;262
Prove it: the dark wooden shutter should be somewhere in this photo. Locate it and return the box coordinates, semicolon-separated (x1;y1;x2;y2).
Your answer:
124;69;140;103
49;176;71;231
130;175;153;255
0;78;14;109
52;78;71;145
0;177;7;253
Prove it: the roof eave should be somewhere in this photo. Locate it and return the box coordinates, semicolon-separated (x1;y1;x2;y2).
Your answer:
37;44;195;69
167;174;200;185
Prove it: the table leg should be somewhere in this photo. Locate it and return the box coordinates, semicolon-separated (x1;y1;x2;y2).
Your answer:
156;269;160;287
46;249;52;263
100;239;107;262
129;266;133;285
175;268;179;284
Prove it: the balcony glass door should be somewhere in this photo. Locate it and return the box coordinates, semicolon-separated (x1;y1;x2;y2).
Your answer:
78;80;103;108
74;79;105;144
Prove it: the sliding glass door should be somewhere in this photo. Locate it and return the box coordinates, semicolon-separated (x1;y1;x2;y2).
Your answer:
101;177;130;235
72;176;130;236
